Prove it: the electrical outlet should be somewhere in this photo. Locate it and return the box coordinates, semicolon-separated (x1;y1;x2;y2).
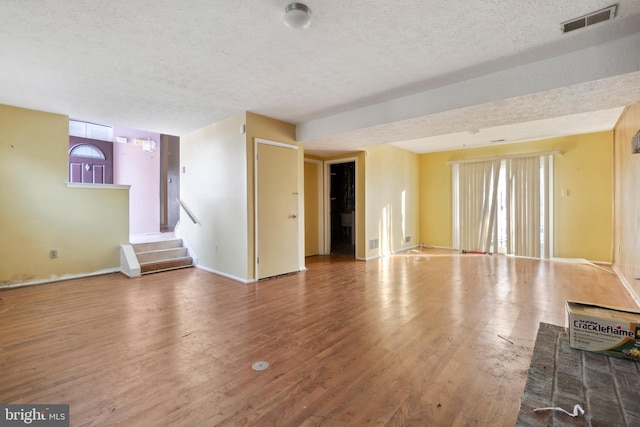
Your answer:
49;249;59;259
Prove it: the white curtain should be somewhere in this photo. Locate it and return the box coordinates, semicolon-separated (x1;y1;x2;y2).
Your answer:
507;156;551;259
457;160;501;253
506;157;542;258
454;154;552;258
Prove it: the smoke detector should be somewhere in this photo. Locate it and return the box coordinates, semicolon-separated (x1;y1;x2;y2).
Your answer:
561;4;617;33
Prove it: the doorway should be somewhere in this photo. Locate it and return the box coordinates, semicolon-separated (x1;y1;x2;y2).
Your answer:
160;134;180;232
68;136;113;184
328;161;356;258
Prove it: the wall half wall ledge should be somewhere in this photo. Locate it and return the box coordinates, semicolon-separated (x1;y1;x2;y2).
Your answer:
66;183;131;190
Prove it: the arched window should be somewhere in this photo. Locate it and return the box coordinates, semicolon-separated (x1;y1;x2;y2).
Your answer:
69;144;105;159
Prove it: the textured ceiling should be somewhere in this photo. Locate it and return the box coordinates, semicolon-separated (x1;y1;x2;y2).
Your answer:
0;0;639;155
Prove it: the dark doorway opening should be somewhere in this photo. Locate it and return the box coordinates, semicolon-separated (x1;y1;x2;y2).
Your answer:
160;134;180;232
330;162;355;258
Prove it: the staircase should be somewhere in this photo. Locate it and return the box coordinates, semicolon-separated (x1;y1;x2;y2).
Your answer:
132;238;193;274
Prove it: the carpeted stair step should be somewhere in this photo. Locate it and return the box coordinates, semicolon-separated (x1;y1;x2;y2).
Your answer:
136;247;188;264
132;238;193;275
133;239;184;254
139;256;193;274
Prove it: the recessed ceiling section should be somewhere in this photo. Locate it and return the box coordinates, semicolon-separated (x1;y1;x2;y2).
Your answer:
389;107;625;154
297;30;640;154
301;70;640;155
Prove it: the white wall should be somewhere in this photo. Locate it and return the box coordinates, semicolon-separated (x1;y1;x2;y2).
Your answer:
178;113;250;281
112;127;161;236
613;103;640;304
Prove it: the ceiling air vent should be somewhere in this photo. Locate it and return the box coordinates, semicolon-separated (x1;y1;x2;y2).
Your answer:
561;4;617;33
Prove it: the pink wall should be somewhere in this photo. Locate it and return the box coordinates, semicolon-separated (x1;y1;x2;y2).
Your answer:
112;127;161;236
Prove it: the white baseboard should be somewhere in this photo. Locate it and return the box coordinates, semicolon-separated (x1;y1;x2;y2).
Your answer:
612;264;640;308
550;257;612;266
176;236;198;267
195;265;256;284
421;245;455;250
0;268;121;290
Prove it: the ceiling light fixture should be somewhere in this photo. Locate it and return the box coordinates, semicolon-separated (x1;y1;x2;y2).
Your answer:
284;3;311;29
142;136;157;152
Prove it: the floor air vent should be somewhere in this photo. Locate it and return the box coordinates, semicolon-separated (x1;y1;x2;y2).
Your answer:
561;4;617;33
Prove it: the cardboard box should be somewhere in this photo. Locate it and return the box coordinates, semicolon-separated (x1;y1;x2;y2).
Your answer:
566;300;640;361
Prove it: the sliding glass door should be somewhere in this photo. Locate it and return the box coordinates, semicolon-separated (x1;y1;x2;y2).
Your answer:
452;154;553;259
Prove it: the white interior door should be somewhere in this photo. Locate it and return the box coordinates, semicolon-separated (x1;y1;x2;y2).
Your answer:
256;141;299;279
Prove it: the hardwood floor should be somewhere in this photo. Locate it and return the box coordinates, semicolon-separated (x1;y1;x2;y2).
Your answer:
1;250;637;426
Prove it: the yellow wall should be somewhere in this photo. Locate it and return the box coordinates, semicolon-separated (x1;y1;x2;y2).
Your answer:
304;160;321;256
419;132;614;262
245;112;301;277
613;103;640;301
0;105;129;286
419;151;453;248
364;145;420;258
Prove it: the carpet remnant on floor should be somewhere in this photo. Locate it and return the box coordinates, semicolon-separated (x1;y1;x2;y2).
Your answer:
517;322;640;426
